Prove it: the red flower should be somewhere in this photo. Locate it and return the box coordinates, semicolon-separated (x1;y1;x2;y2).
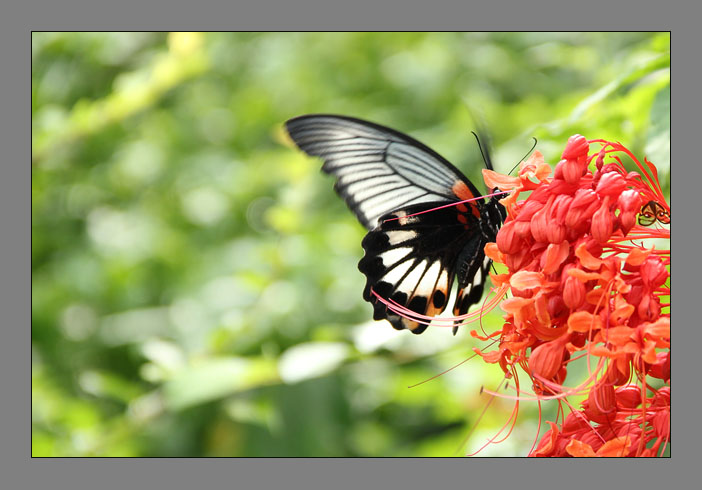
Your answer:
475;136;669;457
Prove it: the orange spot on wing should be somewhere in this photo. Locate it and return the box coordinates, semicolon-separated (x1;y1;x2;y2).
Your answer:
452;181;480;218
452;181;475;201
403;319;421;331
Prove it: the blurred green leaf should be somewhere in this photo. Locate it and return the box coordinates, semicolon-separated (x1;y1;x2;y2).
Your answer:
163;357;279;410
646;85;671;171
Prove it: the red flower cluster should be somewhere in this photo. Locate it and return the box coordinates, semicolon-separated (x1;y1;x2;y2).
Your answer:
531;385;670;457
474;135;670;457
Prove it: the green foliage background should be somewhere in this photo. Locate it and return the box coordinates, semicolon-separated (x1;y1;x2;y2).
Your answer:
32;32;670;457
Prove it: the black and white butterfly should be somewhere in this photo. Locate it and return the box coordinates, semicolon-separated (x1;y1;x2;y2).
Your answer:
285;114;506;334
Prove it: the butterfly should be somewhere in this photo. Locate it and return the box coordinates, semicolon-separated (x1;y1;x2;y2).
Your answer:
285;114;506;334
638;200;671;227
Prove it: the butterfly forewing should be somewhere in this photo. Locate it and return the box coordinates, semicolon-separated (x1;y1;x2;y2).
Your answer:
285;115;484;229
285;114;505;334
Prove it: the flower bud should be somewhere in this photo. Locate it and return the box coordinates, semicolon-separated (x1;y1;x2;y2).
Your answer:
561;134;589;161
553;160;564;181
561;158;586;185
618;189;642;213
619;211;637;235
529;340;566;380
625;171;641;182
515;199;544;222
583;198;604;222
587;381;617;419
625;284;643;304
505;250;530;271
552;194;573;224
652;386;670;407
606;359;630;385
566;190;599;231
596;171;627;197
591;199;614;243
547;295;567;318
562;412;589;433
615;384;642;409
641;257;669;288
496;220;524;255
571;188;598;208
637;292;661;322
546;223;566;244
513;220;533;239
648;351;670;382
563;275;586;309
530;206;550;243
595;148;606;170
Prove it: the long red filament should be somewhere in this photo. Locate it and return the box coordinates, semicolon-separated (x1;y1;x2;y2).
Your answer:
381;190;509;223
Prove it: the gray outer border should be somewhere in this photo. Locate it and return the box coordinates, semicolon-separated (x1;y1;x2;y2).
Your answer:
6;1;695;489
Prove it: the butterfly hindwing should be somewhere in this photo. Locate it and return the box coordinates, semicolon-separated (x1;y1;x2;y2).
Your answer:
359;202;490;334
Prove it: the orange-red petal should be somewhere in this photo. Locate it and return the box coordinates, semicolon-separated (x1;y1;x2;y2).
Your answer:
543;241;570;274
596;436;631;457
625;247;651;267
483;169;520;191
566;439;597;457
568;268;602;282
531;421;560;457
568;311;603;333
511;270;545;290
484;242;504;263
500;296;534;314
575;242;602;270
602;326;634;346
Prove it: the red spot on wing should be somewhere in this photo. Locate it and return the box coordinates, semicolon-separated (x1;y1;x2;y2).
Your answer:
452;181;474;200
452;181;481;218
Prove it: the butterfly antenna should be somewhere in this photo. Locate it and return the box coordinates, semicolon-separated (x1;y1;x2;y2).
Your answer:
471;131;494;171
507;137;538;176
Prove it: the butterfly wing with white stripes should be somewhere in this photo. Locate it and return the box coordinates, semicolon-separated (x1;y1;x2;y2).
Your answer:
358;202;499;334
285;114;486;230
285;114;505;334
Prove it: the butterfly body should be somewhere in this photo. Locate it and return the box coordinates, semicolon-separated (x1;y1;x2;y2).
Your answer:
285;114;505;334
